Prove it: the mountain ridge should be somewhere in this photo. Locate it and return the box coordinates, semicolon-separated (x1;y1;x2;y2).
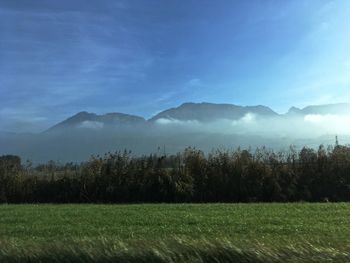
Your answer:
3;101;350;163
46;111;146;132
46;102;350;132
287;103;350;115
149;102;278;122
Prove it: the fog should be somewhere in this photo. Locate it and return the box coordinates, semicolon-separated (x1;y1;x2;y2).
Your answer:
1;111;350;164
154;113;350;138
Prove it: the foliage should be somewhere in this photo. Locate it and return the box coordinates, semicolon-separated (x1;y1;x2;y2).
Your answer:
1;143;350;203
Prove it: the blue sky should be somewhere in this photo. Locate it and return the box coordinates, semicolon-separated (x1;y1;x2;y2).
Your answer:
1;0;350;132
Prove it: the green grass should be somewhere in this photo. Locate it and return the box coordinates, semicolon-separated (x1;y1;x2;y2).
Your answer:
1;203;350;262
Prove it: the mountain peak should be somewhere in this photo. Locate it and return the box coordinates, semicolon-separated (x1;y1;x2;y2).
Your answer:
75;111;93;116
46;111;145;132
287;106;301;114
70;111;96;119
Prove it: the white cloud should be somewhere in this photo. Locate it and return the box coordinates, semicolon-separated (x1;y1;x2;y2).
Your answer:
304;114;324;123
155;118;175;125
187;78;201;87
78;121;104;129
154;111;350;139
231;113;256;126
241;113;255;123
155;118;199;126
303;114;350;134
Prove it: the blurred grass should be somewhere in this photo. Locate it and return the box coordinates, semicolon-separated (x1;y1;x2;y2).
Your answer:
0;203;350;262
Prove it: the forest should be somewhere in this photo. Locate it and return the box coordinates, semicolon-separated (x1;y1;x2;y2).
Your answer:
1;141;350;203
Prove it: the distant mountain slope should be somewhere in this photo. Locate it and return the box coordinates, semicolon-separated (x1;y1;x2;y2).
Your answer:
46;111;145;132
44;102;350;132
149;102;278;122
287;103;350;115
3;102;350;163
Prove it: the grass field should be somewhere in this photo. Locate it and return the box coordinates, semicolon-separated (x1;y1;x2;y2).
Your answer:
1;203;350;262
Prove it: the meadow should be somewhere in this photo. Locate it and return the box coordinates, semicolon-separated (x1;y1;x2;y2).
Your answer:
1;203;350;262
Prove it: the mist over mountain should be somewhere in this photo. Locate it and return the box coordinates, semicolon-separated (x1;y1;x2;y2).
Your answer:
286;103;350;116
150;102;278;122
1;102;350;163
46;111;146;132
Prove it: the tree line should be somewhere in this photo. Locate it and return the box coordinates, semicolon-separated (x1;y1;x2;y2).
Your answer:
1;143;350;203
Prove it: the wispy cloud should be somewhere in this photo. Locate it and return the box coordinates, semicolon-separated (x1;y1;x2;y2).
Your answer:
187;78;202;87
1;0;350;132
0;2;156;131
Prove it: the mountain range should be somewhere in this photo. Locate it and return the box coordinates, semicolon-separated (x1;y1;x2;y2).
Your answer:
1;102;350;163
45;102;350;132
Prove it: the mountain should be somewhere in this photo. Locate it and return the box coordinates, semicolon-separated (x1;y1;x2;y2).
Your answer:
149;102;278;122
46;102;350;131
46;111;146;132
286;106;302;115
287;103;350;116
2;102;350;163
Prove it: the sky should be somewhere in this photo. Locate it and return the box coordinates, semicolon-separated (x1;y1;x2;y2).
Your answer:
1;0;350;132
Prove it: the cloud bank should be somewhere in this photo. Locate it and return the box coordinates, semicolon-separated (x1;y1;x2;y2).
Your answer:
154;112;350;139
